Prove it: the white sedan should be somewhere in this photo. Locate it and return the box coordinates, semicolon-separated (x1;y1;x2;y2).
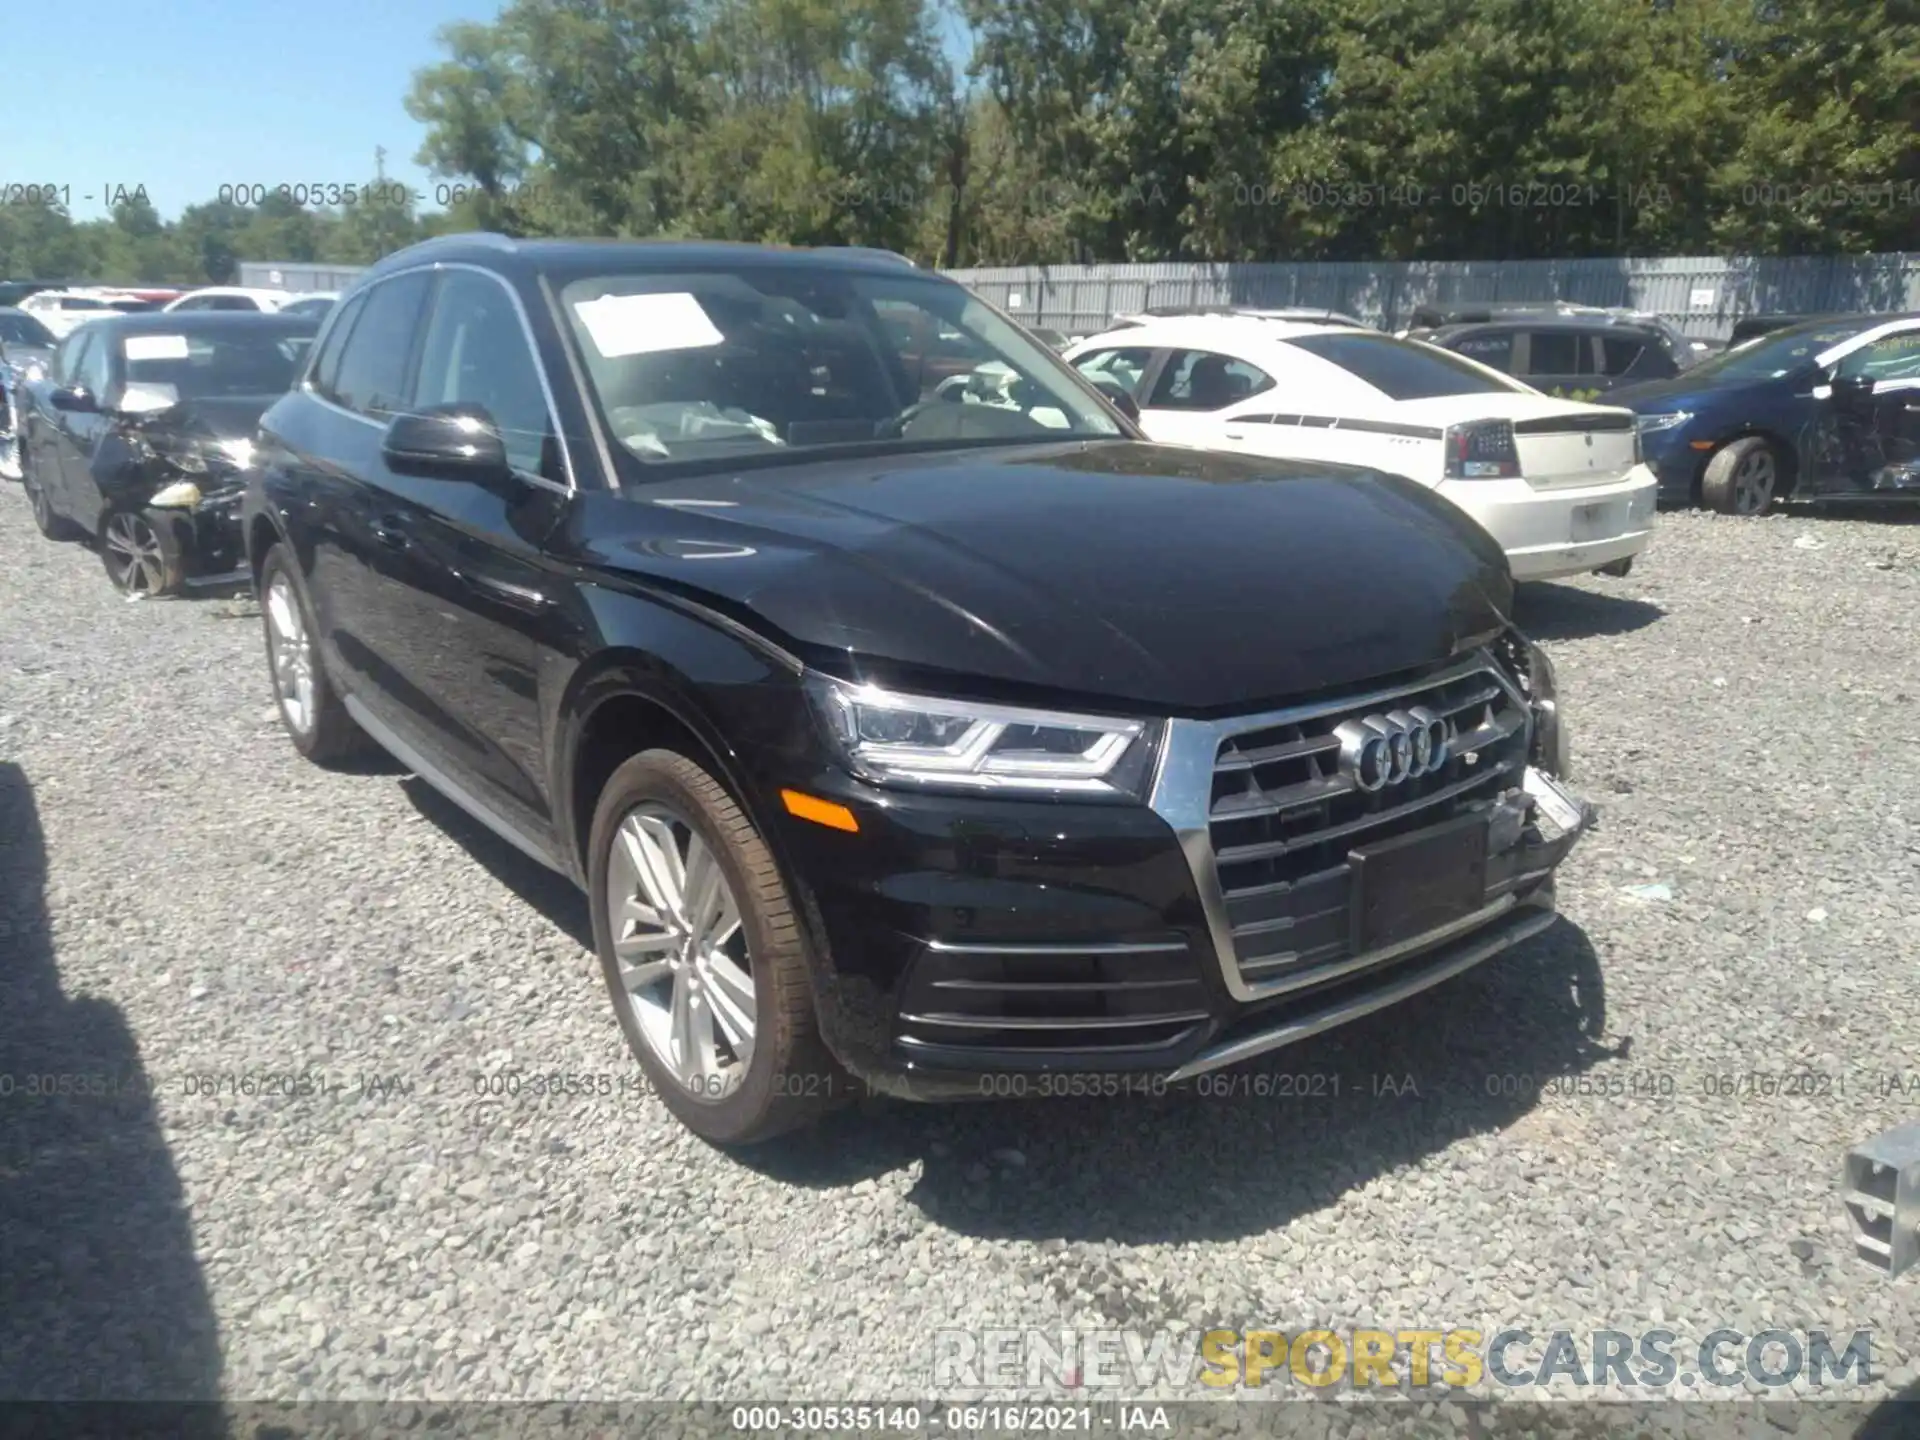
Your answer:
161;286;308;314
1068;316;1658;581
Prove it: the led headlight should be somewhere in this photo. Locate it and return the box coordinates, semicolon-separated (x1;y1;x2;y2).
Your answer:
148;481;203;508
1634;411;1692;434
810;677;1155;797
1524;638;1570;780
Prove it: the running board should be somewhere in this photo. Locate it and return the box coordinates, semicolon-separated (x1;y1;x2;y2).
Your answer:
342;694;569;878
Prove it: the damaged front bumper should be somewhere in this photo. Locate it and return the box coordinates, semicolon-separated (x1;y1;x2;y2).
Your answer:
145;479;249;584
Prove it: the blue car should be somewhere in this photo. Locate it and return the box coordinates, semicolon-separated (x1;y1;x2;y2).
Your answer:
1609;313;1920;515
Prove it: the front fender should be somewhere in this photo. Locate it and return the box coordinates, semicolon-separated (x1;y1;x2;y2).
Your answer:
549;582;809;884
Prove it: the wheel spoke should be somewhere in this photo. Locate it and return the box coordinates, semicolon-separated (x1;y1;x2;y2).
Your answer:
669;970;713;1079
621;815;686;919
614;927;678;959
704;888;742;952
267;586;298;641
681;836;722;943
618;957;672;994
619;894;668;931
703;953;756;1056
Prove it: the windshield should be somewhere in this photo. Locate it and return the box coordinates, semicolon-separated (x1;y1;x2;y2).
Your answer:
119;328;314;403
0;310;56;346
1284;331;1528;400
1687;317;1880;381
557;267;1123;470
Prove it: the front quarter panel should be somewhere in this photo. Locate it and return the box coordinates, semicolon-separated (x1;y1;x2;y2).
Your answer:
547;579;868;1025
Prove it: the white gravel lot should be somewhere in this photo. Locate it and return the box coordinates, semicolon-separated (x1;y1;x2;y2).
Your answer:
1;481;1917;1416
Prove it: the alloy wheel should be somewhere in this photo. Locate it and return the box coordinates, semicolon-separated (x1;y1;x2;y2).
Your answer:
605;803;757;1097
27;478;52;532
103;512;167;594
1730;448;1775;515
265;572;316;736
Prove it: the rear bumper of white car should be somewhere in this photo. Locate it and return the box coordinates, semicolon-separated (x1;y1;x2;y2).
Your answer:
1441;466;1659;582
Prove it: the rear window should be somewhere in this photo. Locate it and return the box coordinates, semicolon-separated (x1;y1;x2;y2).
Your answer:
1285;332;1523;400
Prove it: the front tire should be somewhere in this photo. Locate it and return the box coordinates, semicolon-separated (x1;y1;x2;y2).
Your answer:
100;508;185;596
588;749;847;1145
1701;436;1783;516
259;543;364;763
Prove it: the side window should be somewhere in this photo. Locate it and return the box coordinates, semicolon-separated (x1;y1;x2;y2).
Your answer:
331;272;432;418
53;330;93;386
1072;347;1156;394
211;295;260;311
1452;330;1515;372
77;335;115;397
170;297;207;311
1147;349;1275;411
1601;336;1645;376
307;292;366;401
1605;334;1677;380
1835;327;1920;382
1527;330;1582;375
410;269;559;480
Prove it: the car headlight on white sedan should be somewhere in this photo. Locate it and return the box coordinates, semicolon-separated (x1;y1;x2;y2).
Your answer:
810;676;1156;797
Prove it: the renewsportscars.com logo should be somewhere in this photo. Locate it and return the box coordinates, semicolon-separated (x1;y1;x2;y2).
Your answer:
930;1327;1875;1393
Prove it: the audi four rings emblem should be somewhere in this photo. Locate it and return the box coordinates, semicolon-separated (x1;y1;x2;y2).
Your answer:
1333;708;1452;792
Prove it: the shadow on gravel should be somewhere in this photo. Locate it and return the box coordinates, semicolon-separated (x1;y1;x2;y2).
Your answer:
400;775;593;950
1857;1378;1920;1438
1793;500;1920;527
1512;582;1667;641
747;917;1624;1245
0;763;225;1412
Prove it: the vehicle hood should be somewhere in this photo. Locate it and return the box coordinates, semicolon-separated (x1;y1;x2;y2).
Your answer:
576;441;1515;715
1604;374;1773;411
137;394;276;442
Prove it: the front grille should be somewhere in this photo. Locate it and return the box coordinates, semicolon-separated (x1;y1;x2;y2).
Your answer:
1207;657;1531;988
894;938;1211;1062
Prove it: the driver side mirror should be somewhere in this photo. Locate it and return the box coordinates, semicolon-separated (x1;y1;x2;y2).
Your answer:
1829;372;1877;406
381;406;515;489
49;387;97;414
1091;379;1140;422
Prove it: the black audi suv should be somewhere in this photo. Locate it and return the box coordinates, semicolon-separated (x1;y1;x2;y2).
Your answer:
242;234;1592;1144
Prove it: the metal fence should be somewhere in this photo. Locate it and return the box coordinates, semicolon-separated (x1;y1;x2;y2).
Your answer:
231;252;1920;338
942;253;1920;340
236;261;369;292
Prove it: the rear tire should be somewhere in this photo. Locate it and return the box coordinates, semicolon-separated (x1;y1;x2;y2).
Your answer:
259;543;365;764
588;748;849;1146
99;507;186;596
24;473;79;540
1701;436;1782;516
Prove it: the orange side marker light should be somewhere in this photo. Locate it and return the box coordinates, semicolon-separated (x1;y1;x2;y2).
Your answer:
781;789;859;833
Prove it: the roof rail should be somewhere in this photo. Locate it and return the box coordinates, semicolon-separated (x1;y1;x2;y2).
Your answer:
386;231;521;259
819;245;916;267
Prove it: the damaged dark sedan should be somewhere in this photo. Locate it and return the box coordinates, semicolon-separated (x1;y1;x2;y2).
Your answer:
18;311;316;594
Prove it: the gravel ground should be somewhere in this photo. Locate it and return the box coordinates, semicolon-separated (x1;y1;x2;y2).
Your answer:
2;483;1917;1418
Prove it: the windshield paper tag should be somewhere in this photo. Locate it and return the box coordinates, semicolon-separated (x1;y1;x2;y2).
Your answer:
124;334;191;361
572;293;724;359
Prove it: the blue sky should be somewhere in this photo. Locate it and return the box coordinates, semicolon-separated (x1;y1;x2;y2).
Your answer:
15;0;483;221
